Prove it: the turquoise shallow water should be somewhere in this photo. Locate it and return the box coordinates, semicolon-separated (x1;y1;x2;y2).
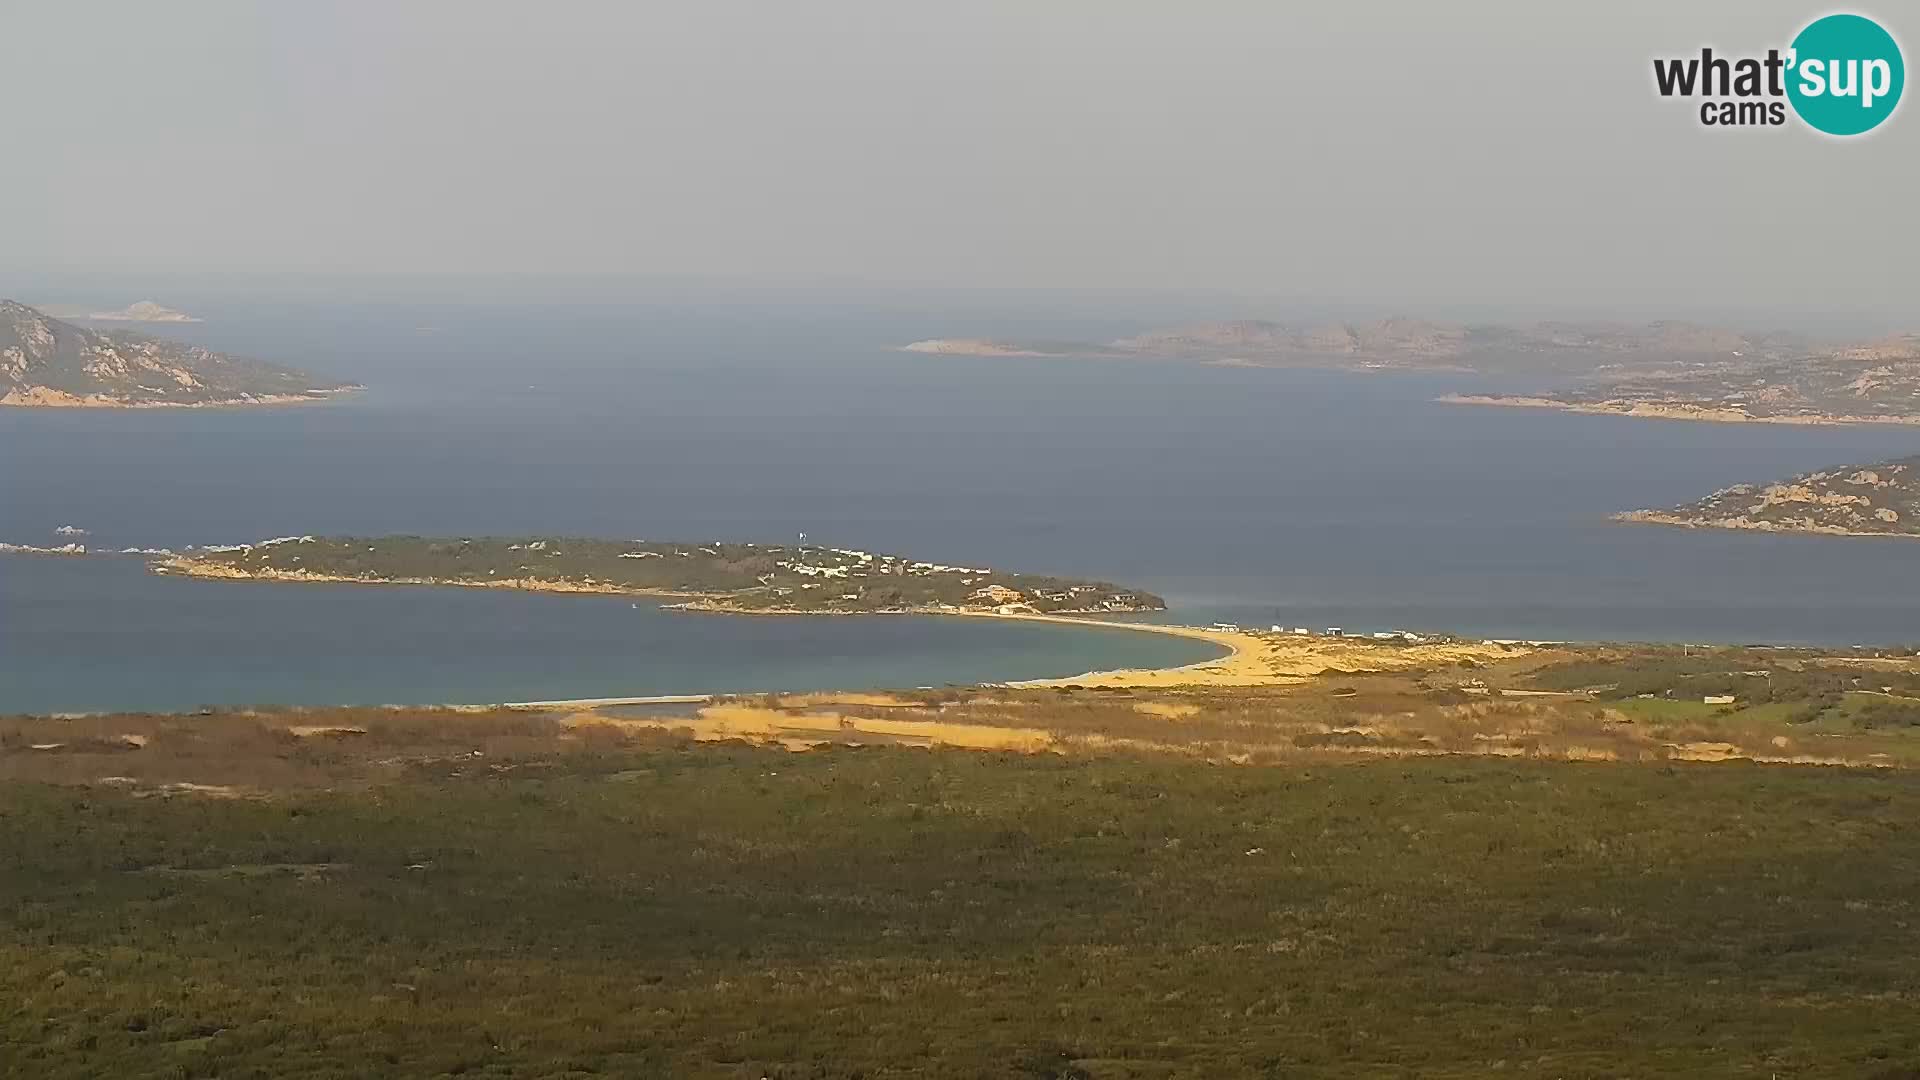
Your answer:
0;556;1222;714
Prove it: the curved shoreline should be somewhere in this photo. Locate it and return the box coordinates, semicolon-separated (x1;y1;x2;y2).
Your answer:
142;557;1235;698
14;554;1521;707
1438;393;1920;427
486;617;1245;709
1613;510;1920;540
954;611;1245;682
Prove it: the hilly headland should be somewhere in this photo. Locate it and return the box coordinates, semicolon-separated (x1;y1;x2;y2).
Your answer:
1619;455;1920;538
0;299;356;407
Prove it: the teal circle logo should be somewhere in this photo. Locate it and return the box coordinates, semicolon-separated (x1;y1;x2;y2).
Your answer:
1786;13;1905;135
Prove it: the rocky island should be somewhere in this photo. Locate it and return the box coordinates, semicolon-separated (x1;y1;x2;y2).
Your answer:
1618;456;1920;538
1;299;356;407
149;535;1166;615
86;300;201;323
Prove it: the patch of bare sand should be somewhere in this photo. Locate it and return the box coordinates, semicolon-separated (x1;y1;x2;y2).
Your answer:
762;692;919;709
995;619;1526;689
286;725;370;738
1669;741;1744;762
1133;701;1201;720
1658;740;1886;768
143;782;247;799
565;703;1053;753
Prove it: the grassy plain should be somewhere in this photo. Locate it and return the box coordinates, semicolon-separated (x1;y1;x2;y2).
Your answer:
8;641;1920;1077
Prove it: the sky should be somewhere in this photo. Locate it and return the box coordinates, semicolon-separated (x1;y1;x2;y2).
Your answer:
4;1;1915;319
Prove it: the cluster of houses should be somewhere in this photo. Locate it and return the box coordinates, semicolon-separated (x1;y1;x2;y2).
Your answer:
1195;621;1433;643
767;546;995;583
966;581;1142;614
969;584;1024;606
1031;583;1123;604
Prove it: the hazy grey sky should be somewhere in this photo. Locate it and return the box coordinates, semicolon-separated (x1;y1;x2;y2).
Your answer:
5;2;1914;314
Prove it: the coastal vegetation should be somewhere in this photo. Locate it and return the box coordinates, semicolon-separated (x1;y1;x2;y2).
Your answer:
6;695;1920;1077
11;640;1920;1074
152;535;1165;615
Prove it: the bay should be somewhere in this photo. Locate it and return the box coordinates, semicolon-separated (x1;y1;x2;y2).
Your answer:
4;289;1919;712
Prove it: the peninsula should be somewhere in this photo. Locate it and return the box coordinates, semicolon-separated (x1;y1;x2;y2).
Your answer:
1618;455;1920;538
904;318;1920;424
149;535;1166;615
0;299;355;407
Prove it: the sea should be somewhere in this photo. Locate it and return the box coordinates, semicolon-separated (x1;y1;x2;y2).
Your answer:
5;282;1920;713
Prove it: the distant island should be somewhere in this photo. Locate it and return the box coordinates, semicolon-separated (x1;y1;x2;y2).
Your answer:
904;318;1920;425
1;299;356;407
901;318;1805;372
86;300;201;323
148;535;1166;615
1619;457;1920;539
900;338;1065;358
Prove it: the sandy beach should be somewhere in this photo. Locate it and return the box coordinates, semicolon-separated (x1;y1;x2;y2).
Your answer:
150;557;1521;698
482;611;1522;707
964;612;1524;689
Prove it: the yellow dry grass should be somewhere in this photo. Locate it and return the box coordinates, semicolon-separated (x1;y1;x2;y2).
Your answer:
1133;701;1201;720
565;703;1053;753
1002;620;1527;689
766;692;914;709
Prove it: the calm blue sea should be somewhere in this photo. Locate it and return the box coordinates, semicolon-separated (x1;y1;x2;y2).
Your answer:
5;287;1920;711
0;557;1215;715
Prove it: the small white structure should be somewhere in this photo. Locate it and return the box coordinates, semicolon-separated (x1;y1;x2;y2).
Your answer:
1704;694;1737;705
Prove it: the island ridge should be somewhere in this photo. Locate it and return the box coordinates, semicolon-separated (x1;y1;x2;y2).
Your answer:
148;535;1166;615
